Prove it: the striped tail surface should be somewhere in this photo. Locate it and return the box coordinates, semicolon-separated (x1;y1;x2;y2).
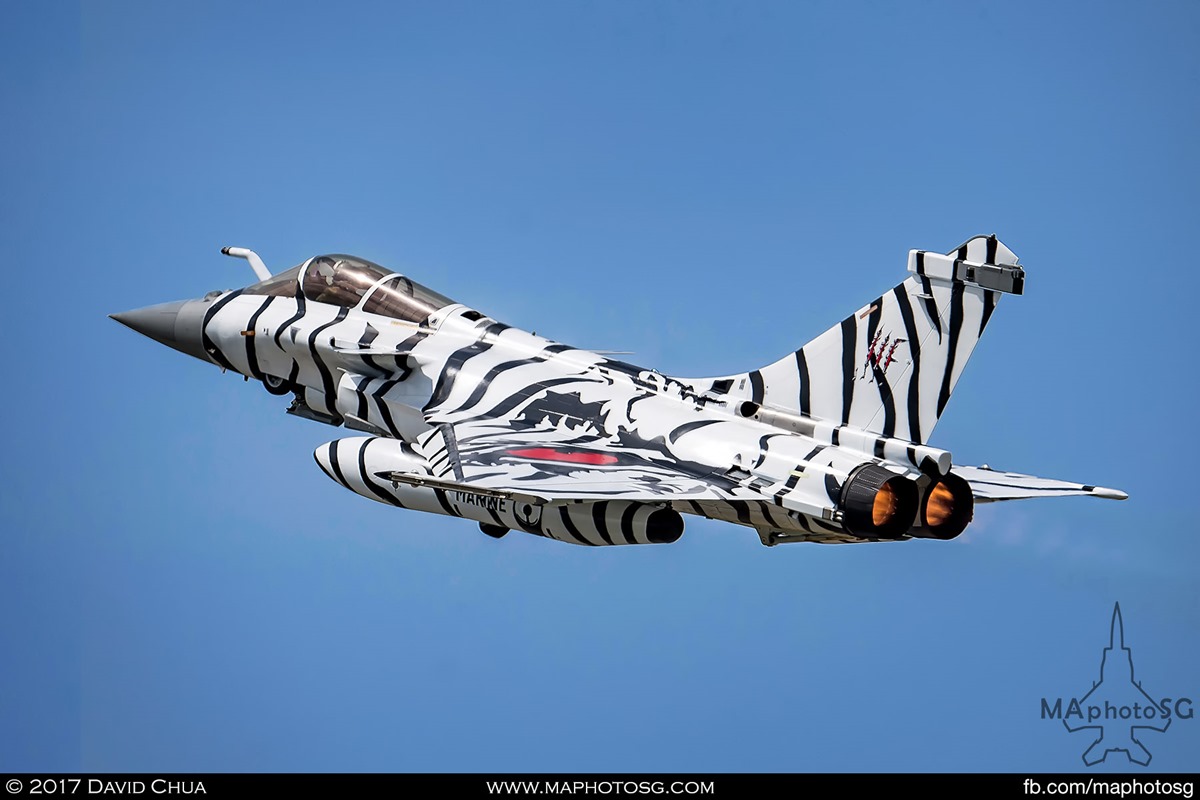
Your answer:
687;235;1024;445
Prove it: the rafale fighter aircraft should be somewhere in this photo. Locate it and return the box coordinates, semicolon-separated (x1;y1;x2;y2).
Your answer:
111;236;1125;547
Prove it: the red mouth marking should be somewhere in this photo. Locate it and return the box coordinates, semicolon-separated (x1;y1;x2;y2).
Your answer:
506;448;619;466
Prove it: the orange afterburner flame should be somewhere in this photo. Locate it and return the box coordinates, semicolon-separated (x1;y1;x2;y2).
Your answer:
872;482;899;526
926;481;956;527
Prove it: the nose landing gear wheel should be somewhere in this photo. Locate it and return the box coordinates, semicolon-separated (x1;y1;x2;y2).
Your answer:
263;374;296;396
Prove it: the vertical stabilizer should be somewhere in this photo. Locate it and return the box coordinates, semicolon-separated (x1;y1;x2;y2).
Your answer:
681;235;1024;445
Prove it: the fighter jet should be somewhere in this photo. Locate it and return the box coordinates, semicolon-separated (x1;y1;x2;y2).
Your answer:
110;235;1126;547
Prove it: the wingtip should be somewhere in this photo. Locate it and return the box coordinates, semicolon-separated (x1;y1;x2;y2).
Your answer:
1091;486;1128;501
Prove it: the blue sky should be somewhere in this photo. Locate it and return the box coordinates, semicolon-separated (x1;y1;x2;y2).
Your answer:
1;1;1197;772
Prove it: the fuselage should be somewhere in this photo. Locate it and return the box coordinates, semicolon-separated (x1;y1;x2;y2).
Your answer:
113;253;974;546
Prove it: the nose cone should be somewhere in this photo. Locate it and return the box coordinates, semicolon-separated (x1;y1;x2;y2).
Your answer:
110;299;210;363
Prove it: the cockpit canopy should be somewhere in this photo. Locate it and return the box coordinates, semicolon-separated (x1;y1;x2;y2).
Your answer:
243;254;456;324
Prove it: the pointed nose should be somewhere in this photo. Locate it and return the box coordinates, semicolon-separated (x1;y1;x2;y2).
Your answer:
110;299;209;363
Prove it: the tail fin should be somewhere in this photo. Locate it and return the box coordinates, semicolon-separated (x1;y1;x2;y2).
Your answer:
685;235;1024;445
